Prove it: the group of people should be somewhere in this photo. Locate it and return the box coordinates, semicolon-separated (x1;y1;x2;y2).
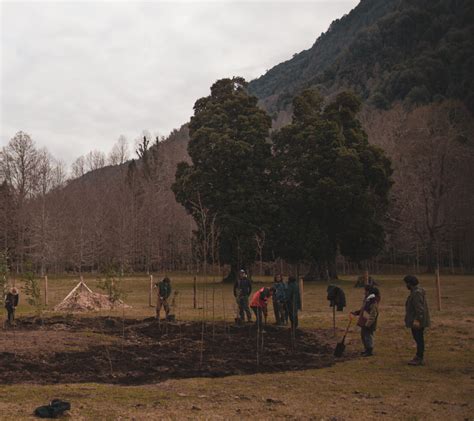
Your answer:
233;270;302;330
345;274;430;366
234;271;431;366
5;271;430;366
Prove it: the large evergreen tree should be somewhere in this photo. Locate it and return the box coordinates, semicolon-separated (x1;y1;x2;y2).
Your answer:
271;90;392;279
172;77;272;281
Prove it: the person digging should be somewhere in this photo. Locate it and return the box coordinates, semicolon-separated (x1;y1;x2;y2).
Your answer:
404;275;430;366
4;287;19;327
233;270;252;323
155;277;172;320
250;287;274;331
351;285;380;357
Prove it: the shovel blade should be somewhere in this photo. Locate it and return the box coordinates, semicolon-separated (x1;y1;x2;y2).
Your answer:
334;341;345;357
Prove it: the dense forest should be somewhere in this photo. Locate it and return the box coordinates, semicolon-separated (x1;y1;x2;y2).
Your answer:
249;0;474;274
0;129;193;275
1;0;473;276
249;0;474;112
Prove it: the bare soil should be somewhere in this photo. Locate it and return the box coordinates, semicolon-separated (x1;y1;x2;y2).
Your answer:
0;316;352;385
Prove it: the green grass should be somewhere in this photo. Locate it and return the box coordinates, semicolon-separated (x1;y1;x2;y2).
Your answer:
1;273;473;419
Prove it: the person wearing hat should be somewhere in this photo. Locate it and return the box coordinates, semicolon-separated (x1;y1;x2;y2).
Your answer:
351;285;380;357
4;287;19;326
155;277;172;320
404;275;430;366
233;270;252;322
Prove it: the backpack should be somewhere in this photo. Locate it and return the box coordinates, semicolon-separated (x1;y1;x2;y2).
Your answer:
34;399;71;418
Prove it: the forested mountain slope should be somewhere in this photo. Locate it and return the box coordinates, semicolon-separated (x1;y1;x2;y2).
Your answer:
249;0;474;114
247;0;474;272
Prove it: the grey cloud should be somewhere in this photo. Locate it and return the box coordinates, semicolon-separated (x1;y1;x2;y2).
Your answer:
1;1;358;165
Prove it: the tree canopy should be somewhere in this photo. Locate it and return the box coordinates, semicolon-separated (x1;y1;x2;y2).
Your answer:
271;90;392;279
172;77;272;281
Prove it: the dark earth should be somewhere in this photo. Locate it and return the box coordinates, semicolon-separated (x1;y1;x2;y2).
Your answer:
0;317;354;385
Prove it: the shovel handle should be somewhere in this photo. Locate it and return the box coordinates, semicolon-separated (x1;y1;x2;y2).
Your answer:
343;317;353;336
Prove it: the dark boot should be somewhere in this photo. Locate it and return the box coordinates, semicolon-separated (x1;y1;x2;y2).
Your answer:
361;348;373;357
408;356;424;366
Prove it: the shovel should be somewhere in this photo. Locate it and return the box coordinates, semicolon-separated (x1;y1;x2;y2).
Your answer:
334;317;353;358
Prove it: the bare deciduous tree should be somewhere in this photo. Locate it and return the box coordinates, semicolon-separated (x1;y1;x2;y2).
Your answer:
108;135;129;166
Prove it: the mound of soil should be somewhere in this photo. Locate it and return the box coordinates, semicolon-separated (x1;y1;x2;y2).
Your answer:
53;281;129;312
0;317;354;385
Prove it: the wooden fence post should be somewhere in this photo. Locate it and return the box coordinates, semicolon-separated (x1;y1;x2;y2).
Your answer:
435;265;442;311
44;275;48;306
299;277;304;311
149;275;154;307
193;276;197;309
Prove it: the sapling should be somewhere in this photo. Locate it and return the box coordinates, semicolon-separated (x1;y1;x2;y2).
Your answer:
22;263;43;320
0;252;9;323
97;267;125;305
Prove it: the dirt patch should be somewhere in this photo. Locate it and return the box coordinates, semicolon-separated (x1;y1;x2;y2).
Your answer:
0;317;354;385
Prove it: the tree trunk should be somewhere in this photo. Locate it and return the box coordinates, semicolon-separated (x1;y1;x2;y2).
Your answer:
303;261;328;282
222;262;238;283
426;239;436;273
328;258;338;280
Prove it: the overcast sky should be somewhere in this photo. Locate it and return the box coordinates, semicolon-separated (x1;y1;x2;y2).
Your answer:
1;0;358;165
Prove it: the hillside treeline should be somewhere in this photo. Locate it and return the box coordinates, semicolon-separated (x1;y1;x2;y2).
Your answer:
0;129;193;275
249;0;474;112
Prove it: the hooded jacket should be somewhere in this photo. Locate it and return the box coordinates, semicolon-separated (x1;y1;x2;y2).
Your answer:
405;285;430;328
287;279;301;311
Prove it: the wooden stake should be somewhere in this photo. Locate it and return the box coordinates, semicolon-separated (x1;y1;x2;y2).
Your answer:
364;269;369;286
435;265;442;311
149;275;153;307
333;305;336;337
193;276;197;309
44;276;48;306
299;277;304;311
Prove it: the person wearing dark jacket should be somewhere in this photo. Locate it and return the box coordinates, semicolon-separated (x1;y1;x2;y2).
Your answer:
272;274;287;325
233;270;252;322
4;287;19;325
404;275;430;366
286;276;301;329
351;286;380;356
155;277;172;319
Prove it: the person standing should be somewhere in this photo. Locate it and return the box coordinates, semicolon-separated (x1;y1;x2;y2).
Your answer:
155;277;172;320
250;287;273;331
286;276;301;329
351;286;380;357
4;287;19;326
233;270;252;322
404;275;430;366
272;274;287;325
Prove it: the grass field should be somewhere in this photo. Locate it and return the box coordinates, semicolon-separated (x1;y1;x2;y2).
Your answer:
0;273;473;420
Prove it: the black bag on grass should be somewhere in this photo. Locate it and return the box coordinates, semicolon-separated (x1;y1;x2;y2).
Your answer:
34;399;71;418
